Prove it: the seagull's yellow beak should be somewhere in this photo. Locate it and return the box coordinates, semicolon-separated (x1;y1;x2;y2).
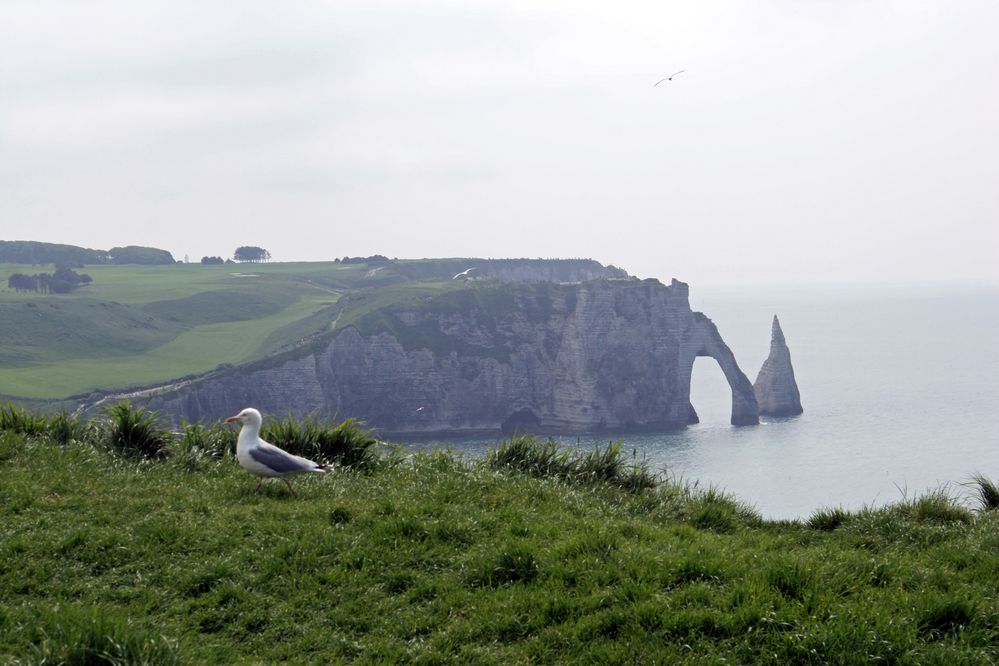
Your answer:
224;415;239;423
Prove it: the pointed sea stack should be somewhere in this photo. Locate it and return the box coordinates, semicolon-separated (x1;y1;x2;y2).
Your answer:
753;315;803;417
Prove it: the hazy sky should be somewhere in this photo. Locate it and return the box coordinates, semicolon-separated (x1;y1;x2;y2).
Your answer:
2;1;997;286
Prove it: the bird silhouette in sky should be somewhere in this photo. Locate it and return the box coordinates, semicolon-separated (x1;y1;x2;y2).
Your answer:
654;70;686;86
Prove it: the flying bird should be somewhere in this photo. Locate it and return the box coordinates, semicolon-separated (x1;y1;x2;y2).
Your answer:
225;408;329;497
654;70;686;86
452;267;476;280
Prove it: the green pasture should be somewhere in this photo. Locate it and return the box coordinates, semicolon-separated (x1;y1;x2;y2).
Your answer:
0;262;367;399
0;261;372;305
0;293;336;399
0;259;478;400
332;279;463;331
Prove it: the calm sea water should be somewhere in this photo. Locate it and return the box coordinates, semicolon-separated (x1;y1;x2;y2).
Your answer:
415;282;999;520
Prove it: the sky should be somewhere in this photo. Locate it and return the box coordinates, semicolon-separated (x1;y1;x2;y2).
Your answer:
1;1;997;286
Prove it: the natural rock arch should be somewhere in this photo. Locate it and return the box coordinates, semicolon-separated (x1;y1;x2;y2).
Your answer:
679;314;760;426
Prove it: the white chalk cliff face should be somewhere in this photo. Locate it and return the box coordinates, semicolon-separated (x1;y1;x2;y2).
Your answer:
147;279;762;434
753;315;804;417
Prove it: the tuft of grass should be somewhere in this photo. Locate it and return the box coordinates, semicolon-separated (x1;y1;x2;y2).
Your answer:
101;400;173;459
0;402;48;437
764;560;814;602
487;435;571;477
904;490;974;524
687;486;762;532
178;421;235;458
807;506;851;531
260;414;379;469
486;435;657;492
46;410;87;445
169;421;236;471
969;473;999;511
467;542;540;588
329;506;353;525
14;606;180;665
917;596;977;640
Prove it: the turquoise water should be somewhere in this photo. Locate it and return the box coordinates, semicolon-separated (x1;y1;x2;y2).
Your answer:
420;282;999;520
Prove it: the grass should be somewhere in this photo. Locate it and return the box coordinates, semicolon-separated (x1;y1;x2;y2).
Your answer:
0;292;338;399
970;473;999;511
260;413;380;469
4;409;999;663
7;606;181;665
100;401;174;459
0;260;493;400
487;434;658;492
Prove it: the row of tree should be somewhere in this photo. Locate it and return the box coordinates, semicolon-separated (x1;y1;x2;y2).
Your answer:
7;267;93;294
0;241;175;265
233;246;271;263
198;247;271;265
336;254;391;265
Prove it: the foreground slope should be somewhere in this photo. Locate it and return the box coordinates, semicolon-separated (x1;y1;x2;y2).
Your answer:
2;429;998;663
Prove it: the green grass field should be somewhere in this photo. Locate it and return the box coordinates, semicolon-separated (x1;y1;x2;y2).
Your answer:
0;294;337;398
3;417;999;663
0;260;485;400
0;262;386;399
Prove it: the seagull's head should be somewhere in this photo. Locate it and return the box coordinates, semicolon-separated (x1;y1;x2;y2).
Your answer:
225;408;263;427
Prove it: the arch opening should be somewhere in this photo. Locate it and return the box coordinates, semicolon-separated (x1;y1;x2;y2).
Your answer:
690;356;733;425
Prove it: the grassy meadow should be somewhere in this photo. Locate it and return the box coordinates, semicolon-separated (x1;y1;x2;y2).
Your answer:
3;405;999;663
0;262;376;399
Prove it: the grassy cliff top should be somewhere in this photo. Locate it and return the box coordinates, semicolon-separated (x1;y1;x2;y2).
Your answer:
0;258;625;401
2;420;999;663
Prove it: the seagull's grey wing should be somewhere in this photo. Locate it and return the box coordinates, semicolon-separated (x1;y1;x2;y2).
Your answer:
249;443;317;474
654;78;669;86
670;70;686;78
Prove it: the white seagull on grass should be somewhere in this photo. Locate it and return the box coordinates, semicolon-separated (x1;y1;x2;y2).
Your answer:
225;408;329;497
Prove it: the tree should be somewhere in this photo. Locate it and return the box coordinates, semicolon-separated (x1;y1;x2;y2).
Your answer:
7;273;37;293
0;240;107;265
233;246;271;263
49;266;92;293
340;254;391;265
108;246;175;265
201;256;225;265
7;267;91;294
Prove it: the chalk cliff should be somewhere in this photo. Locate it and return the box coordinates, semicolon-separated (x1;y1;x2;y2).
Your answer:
145;279;760;434
753;315;803;417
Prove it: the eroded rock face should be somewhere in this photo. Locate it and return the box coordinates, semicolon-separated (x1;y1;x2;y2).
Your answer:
753;315;803;417
146;279;760;434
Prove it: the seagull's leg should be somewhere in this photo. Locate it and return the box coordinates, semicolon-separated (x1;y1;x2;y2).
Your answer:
255;478;262;493
283;478;298;498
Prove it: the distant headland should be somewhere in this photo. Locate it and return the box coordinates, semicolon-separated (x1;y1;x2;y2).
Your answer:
0;245;802;435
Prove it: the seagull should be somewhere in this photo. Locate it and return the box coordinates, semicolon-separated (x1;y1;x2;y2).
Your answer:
654;70;686;86
224;408;329;497
452;267;476;280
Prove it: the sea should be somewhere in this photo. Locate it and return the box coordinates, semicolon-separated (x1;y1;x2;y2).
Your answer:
418;282;999;520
